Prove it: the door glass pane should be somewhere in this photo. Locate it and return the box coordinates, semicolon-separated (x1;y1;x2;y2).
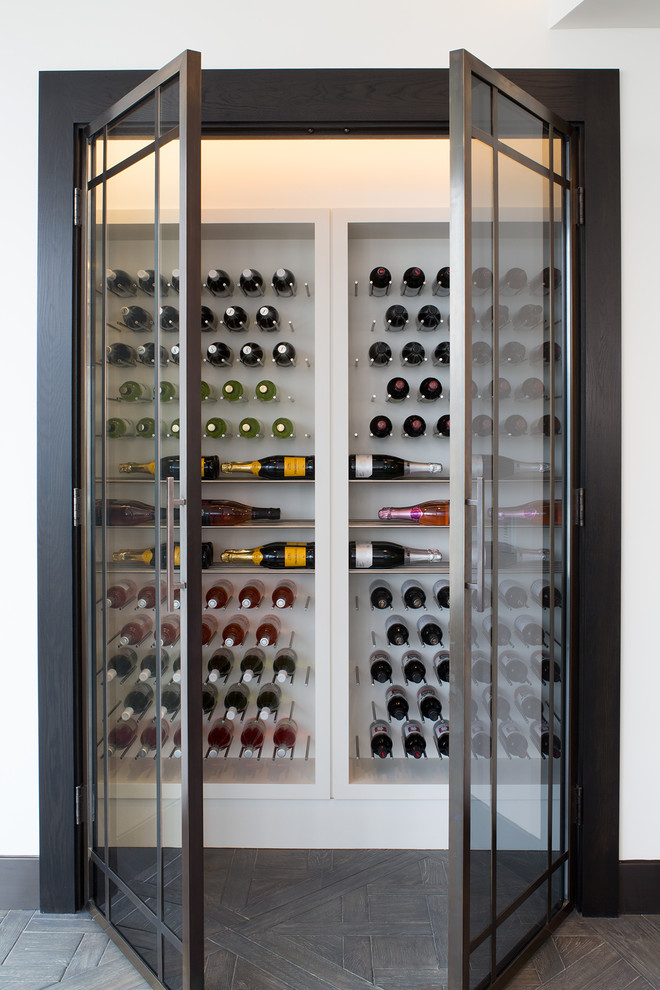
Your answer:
497;92;549;170
107;95;156;171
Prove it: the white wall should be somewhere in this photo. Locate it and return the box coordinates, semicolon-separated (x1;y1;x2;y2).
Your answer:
2;0;658;860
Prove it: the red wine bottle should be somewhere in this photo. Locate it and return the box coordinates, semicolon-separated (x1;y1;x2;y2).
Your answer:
273;341;296;367
432;267;450;296
472;267;493;295
369;341;392;366
485;377;512;399
370;719;393;758
499;267;527;295
514;684;542;721
418;684;442;721
530;720;561;758
106;342;137;366
418;377;442;401
386;377;409;401
436;414;450;437
137;268;168;297
273;717;298;757
433;341;450;366
160;305;180;332
501;340;526;364
202;683;218;718
401;580;426;609
137;720;170;759
472;414;493;437
239;342;264;367
385;304;408;330
472;341;493;365
433;581;449;609
531;651;561;684
240;648;265;683
402;650;426;684
401;341;425;367
498;580;527;609
499;651;528;684
402;415;426;438
206;342;233;366
514;614;544;646
483;615;511;646
402;720;426;758
369;266;391;297
207;648;233;683
416;305;441;330
386;684;409;721
530;579;562;608
370;650;393;683
240;718;265;756
224;682;249;720
120;305;153;330
401;267;425;296
106;268;137;297
200;305;217;331
161;683;181;719
471;719;491;758
256;682;281;719
121;683;154;721
434;651;450;683
513;303;543;329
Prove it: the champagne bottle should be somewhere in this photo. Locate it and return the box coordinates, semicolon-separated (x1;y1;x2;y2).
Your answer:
432;267;450;296
378;500;449;525
207;648;233;683
402;415;426;438
348;454;441;479
386;615;409;646
221;455;314;479
106;417;136;439
368;341;392;366
200;305;217;331
206;269;233;297
239;268;264;297
106;342;137;366
207;718;234;757
221;542;315;569
369;580;393;610
120;305;153;330
273;717;298;757
272;580;296;609
224;682;249;720
240;719;265;757
401;267;425;296
402;720;426;758
106;649;137;682
418;684;442;721
385;304;408;329
118;454;220;480
273;647;297;682
238;580;264;609
256;305;280;330
401;341;425;367
273;341;296;367
272;418;294;439
484;542;550;569
386;377;409;401
402;650;426;684
137;268;168;297
401;581;426;609
121;683;154;721
159;305;179;332
256;614;280;647
370;719;393;758
106;268;137;297
433;581;449;609
418;615;443;647
201;501;280;526
370;415;393;438
369;266;391;296
417;305;441;331
370;650;392;683
107;718;138;755
239;343;264;368
386;685;409;721
434;719;450;757
349;542;442;568
493;500;562;525
240;648;265;683
256;682;281;719
206;342;233;367
472;455;550;479
111;542;214;569
105;579;137;609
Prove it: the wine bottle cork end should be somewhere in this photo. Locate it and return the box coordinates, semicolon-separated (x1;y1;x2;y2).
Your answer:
259;709;270;721
106;669;116;682
173;748;182;759
243;671;253;682
172;672;181;683
207;749;218;759
138;671;149;682
208;672;218;682
276;672;286;682
275;747;287;758
226;709;237;720
121;708;134;721
243;748;254;758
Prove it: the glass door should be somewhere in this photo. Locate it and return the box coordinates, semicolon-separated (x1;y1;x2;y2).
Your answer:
448;51;576;989
85;51;203;989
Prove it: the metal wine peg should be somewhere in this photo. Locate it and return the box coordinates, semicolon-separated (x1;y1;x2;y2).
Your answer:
370;320;376;332
289;630;295;648
371;701;378;721
304;282;310;297
288;320;295;333
354;595;359;611
304;357;310;368
304;595;310;611
355;735;360;759
355;665;360;685
305;666;311;686
355;357;359;366
304;736;311;761
354;281;359;296
371;394;376;403
371;630;377;646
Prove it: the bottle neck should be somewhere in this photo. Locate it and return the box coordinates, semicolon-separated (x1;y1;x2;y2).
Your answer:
403;460;442;476
119;461;155;475
221;461;260;476
378;505;419;521
222;548;262;566
404;548;443;564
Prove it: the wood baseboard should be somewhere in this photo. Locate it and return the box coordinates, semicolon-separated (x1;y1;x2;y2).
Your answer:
619;860;660;914
0;857;39;909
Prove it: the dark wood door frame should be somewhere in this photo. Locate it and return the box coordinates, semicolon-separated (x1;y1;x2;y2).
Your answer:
37;65;620;917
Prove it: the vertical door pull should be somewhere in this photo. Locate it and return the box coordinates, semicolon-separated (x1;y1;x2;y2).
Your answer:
465;475;485;612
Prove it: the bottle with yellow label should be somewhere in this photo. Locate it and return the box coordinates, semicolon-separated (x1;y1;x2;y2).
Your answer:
119;455;220;480
220;455;314;479
111;542;214;569
221;542;314;569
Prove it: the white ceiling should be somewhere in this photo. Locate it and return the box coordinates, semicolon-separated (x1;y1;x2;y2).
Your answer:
550;0;660;28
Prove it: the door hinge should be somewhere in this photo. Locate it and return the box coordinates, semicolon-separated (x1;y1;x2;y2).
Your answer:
73;187;82;228
575;487;585;527
75;784;87;825
577;186;585;226
73;487;82;528
573;785;583;826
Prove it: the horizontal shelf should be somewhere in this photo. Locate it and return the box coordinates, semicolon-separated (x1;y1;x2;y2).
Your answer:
101;520;315;530
100;477;315;484
350;519;449;528
349;566;449;574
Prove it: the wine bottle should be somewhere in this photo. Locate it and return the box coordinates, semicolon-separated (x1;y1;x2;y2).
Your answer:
202;683;218;717
369;415;393;438
418;616;443;647
472;455;550;479
532;414;561;436
118;380;151;402
433;719;449;757
401;341;426;367
530;267;561;294
472;267;493;295
273;648;297;682
137;720;170;759
385;304;408;330
402;415;426;438
350;542;442;569
200;305;217;331
501;340;526;364
386;685;409;721
369;266;391;297
485;377;512;400
107;718;138;755
514;614;544;646
159;305;179;332
272;417;295;438
418;684;442;721
378;500;449;526
208;648;233;683
483;304;510;328
239;417;262;439
106;342;137;367
498;719;529;758
170;270;180;293
370;719;393;758
484;542;550;569
418;377;442;401
160;683;181;719
472;414;493;437
433;581;449;610
255;379;278;401
471;719;491;758
499;651;528;684
273;341;296;367
137;582;166;609
240;648;265;683
531;341;562;365
121;683;154;721
256;682;281;719
221;542;315;569
137;269;168;297
237;580;264;609
239;268;264;297
106;417;136;439
272;580;296;609
530;579;562;608
239;343;264;368
472;341;493;366
105;579;137;609
515;377;544;401
171;657;181;683
273;716;298;757
221;380;245;403
402;720;426;758
221;455;314;479
169;345;180;365
138;650;169;682
432;267;450;296
119;614;153;647
135;417;156;439
158;381;178;403
514;684;542;721
482;614;511;646
111;540;213;570
120;305;153;331
206;342;233;367
240;718;265;757
433;341;450;366
348;454;441;479
118;454;220;480
531;650;561;684
370;580;393;610
272;267;296;297
530;720;561;758
206;268;233;297
224;682;249;720
202;614;218;647
499;267;527;295
386;615;409;646
416;305;441;331
433;650;450;683
207;718;234;756
204;581;232;611
471;652;491;684
368;341;392;366
482;687;510;721
402;650;426;683
513;303;545;331
435;414;450;438
370;650;392;683
160;614;180;648
401;580;426;610
137;342;169;367
106;648;137;682
222;614;248;648
106;268;137;297
386;377;409;401
401;267;425;296
498;579;527;609
256;614;280;647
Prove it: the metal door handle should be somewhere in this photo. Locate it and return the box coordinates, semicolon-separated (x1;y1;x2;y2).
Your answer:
466;475;485;612
166;476;185;612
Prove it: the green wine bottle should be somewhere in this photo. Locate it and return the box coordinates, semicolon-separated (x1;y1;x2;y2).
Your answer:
201;380;218;402
118;380;151;402
169;418;180;438
272;418;294;439
255;380;278;402
221;380;245;402
206;417;229;438
159;381;178;401
107;417;135;439
136;417;156;438
239;418;262;439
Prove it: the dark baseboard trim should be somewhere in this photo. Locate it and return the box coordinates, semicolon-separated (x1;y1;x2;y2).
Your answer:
619;860;660;914
0;857;39;909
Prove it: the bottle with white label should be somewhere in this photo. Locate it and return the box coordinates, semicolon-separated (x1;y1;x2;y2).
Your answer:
348;454;442;479
498;719;529;758
417;684;443;721
417;616;443;647
370;719;393;757
514;614;544;646
370;650;393;683
402;650;426;684
471;719;491;758
386;685;409;721
434;719;450;757
402;720;427;758
349;542;442;569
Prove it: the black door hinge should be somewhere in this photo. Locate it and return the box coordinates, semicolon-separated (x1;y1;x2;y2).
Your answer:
75;784;87;825
73;487;82;528
573;785;583;826
575;488;585;527
73;188;82;228
577;186;585;226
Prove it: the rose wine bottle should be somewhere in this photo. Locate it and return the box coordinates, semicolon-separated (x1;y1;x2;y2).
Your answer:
370;580;393;610
386;685;409;721
207;717;234;756
119;613;154;648
402;720;427;758
370;719;393;758
159;615;180;648
386;615;409;646
106;649;137;682
222;614;248;648
240;648;265;683
378;500;449;526
492;500;562;526
370;650;392;683
369;266;391;296
220;455;314;479
137;719;170;758
121;683;154;721
256;614;280;647
224;682;249;720
161;683;181;719
257;682;281;720
201;501;281;525
105;579;137;609
239;580;264;609
119;455;220;480
107;718;138;755
207;648;233;683
273;717;298;757
349;454;441;479
206;581;233;610
137;582;167;609
273;648;297;682
418;616;443;647
272;580;296;609
434;719;450;757
350;542;442;569
202;614;218;647
221;542;315;569
240;718;265;757
402;650;426;684
202;683;218;718
138;650;169;682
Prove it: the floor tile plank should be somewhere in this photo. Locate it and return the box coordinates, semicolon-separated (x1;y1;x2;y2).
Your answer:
588;917;660;988
554;934;603;970
536;943;621;990
532;937;565;984
342;936;373;984
0;911;36;964
63;933;109;974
